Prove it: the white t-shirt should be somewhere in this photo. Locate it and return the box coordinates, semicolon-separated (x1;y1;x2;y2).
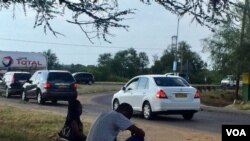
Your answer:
86;111;133;141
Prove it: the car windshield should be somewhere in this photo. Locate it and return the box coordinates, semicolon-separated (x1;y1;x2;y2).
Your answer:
48;72;74;82
154;77;190;87
14;73;31;81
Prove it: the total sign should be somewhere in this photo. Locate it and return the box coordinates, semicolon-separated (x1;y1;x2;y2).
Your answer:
0;51;47;70
2;56;13;67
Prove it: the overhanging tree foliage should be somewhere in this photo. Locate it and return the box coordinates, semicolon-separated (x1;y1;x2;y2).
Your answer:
0;0;134;43
0;0;241;42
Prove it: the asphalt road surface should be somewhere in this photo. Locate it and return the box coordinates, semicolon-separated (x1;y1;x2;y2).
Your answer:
91;93;250;133
0;93;249;134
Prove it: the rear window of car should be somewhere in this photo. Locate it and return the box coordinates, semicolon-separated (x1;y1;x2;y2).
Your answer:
48;72;74;82
14;73;31;81
154;77;190;87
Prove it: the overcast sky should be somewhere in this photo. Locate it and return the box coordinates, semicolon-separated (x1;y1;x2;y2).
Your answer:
0;0;212;67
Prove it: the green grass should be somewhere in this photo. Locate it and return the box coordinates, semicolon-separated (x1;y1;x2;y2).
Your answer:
0;105;90;141
77;83;123;94
201;89;250;110
201;90;238;107
201;89;237;107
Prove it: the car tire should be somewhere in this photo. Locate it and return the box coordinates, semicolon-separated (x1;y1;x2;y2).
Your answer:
113;99;120;110
88;81;93;85
5;88;11;98
37;91;45;105
52;100;57;104
143;102;154;120
182;113;194;120
21;91;29;102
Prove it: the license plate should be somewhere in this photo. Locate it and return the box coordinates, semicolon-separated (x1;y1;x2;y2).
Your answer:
55;83;69;88
58;85;68;88
175;93;187;98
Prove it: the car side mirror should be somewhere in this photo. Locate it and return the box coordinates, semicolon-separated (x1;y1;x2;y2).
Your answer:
122;86;126;91
27;80;33;83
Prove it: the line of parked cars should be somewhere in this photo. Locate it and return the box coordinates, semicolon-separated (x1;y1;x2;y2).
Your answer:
0;70;95;104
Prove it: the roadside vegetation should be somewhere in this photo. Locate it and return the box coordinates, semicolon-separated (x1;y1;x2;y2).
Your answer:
77;83;123;94
0;105;90;141
201;89;240;107
201;89;250;110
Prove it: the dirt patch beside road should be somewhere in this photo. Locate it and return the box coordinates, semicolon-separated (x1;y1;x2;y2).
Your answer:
83;114;220;141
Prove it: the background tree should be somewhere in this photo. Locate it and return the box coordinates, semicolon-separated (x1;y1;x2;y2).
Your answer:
97;53;113;80
202;0;250;98
43;49;61;69
150;41;206;83
138;52;149;74
96;48;149;81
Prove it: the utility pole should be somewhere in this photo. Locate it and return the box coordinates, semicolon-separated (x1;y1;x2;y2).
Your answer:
172;16;180;75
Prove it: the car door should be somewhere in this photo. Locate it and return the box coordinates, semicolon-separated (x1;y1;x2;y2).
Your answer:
119;77;139;108
132;77;149;111
0;74;7;92
25;72;41;98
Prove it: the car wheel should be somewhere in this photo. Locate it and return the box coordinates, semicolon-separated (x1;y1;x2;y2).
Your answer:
52;100;57;104
88;81;93;85
37;91;45;105
143;102;154;120
5;88;11;98
113;99;120;110
182;113;194;120
21;91;29;102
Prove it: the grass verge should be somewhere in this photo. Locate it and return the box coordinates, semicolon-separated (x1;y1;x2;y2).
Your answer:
0;105;90;141
201;89;250;110
201;89;236;107
77;83;122;94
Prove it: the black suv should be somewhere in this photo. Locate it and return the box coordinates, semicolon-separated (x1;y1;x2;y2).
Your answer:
72;72;95;85
22;70;77;104
0;71;31;98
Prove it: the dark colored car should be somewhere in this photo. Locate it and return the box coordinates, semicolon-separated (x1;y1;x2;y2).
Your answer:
0;71;31;98
72;72;95;85
22;70;77;104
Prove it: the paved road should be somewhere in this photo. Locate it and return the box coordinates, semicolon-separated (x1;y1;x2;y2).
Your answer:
1;93;249;134
91;93;250;133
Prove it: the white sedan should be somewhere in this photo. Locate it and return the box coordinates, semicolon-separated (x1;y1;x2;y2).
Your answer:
112;75;201;120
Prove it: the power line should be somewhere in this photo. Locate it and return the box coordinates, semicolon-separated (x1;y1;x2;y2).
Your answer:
0;37;165;51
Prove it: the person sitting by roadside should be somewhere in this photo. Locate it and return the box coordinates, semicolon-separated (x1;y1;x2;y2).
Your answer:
86;103;145;141
59;99;86;141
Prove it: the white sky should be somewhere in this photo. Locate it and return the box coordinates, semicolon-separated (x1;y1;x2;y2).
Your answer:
0;0;212;67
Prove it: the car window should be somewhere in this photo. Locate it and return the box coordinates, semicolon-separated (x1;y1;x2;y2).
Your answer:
14;73;31;81
154;77;189;87
138;77;149;89
48;72;74;82
126;78;139;90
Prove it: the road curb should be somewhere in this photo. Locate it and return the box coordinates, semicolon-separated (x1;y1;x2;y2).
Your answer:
201;104;250;115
